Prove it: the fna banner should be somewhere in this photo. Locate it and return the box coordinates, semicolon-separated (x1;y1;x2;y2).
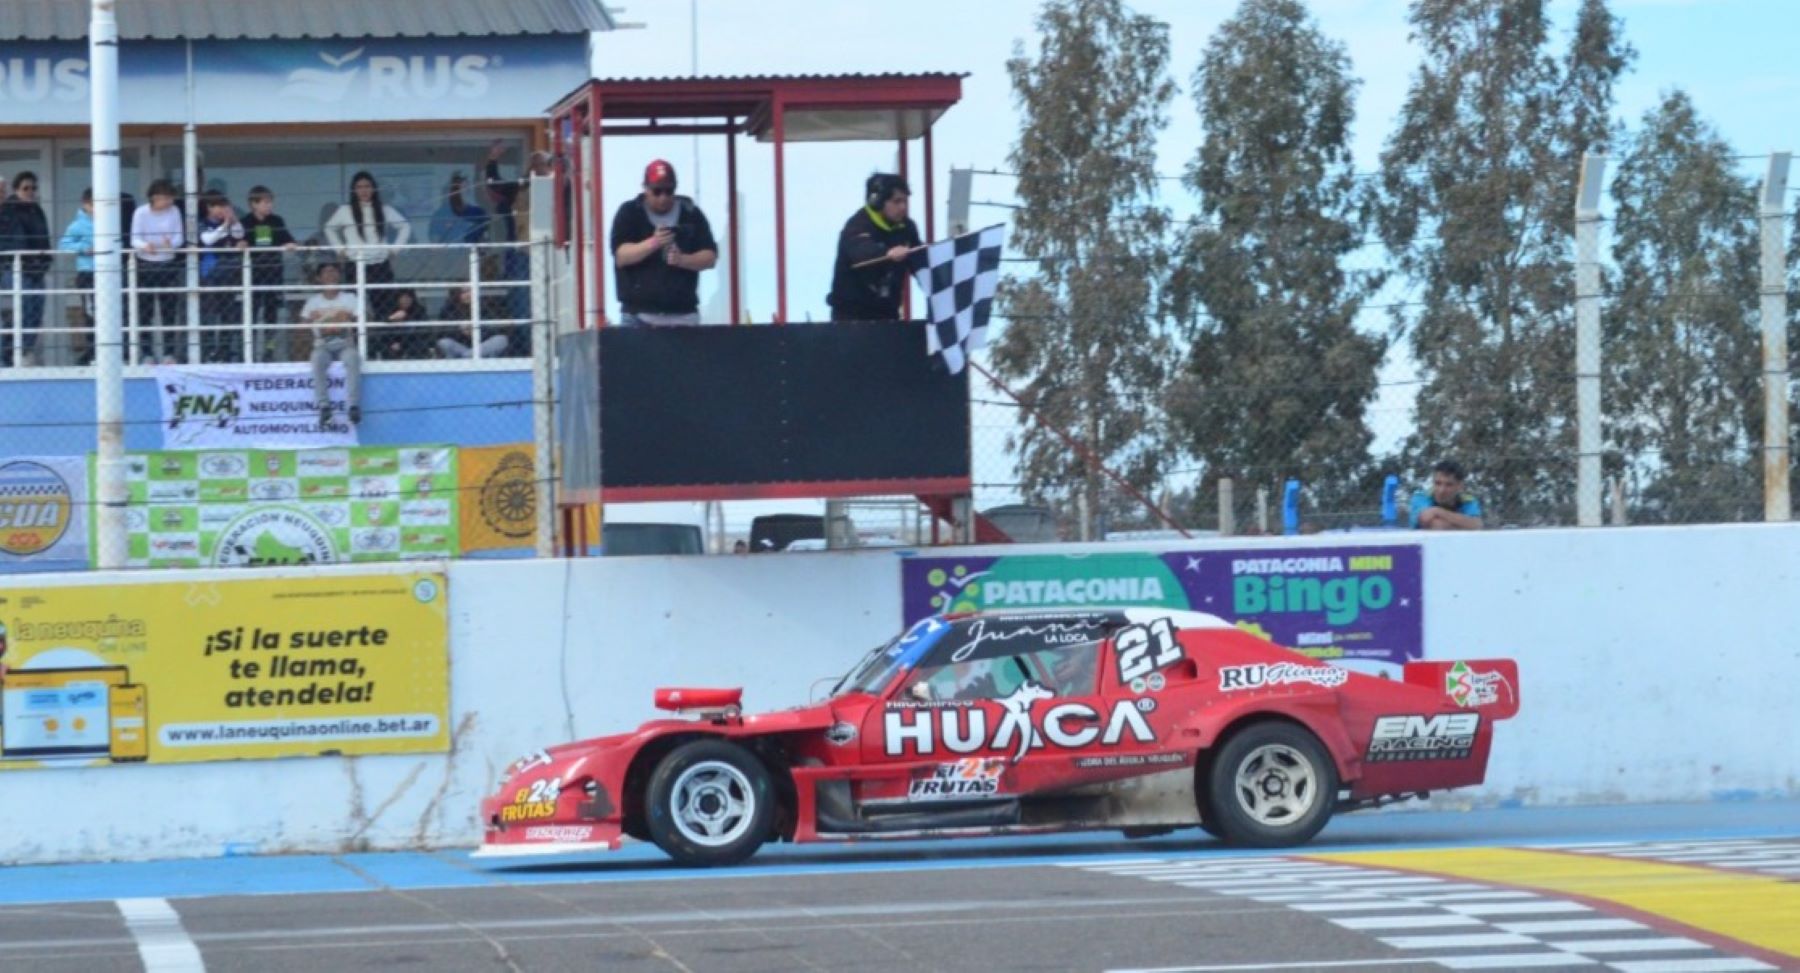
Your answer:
90;446;459;569
901;546;1423;667
0;570;449;768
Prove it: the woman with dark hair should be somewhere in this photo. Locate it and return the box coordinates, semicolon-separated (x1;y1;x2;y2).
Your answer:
324;170;410;319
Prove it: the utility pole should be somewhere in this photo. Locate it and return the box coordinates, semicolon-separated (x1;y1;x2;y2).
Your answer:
91;0;127;569
1760;152;1791;522
1574;153;1607;527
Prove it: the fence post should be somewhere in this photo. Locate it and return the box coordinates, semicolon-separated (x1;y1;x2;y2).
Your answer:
1760;152;1791;522
9;253;20;367
353;259;368;358
1255;486;1269;534
1575;152;1607;527
530;237;556;557
126;252;140;366
468;245;484;359
240;254;253;363
1217;477;1235;537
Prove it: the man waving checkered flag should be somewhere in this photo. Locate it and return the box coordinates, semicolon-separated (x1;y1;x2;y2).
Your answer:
909;224;1005;374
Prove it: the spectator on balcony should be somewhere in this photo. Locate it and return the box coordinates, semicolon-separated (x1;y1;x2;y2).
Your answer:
242;186;297;361
300;262;363;426
197;191;247;362
1411;460;1485;531
610;159;717;326
59;188;96;365
828;173;921;322
429;172;490;246
435;285;507;359
372;288;431;360
326;171;410;321
484;140;554;243
130;179;186;364
0;171;51;366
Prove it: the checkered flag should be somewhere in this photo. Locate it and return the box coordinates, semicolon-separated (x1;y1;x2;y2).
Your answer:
910;224;1005;374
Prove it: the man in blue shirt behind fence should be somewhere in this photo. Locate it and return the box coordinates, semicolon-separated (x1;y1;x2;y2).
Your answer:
1411;459;1485;530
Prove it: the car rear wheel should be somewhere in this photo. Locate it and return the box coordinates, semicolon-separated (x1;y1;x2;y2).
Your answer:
645;739;774;866
1203;722;1336;848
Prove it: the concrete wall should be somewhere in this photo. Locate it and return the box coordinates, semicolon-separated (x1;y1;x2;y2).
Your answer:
0;523;1795;864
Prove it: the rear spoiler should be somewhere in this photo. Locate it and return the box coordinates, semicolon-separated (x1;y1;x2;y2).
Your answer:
654;687;743;718
1402;660;1520;720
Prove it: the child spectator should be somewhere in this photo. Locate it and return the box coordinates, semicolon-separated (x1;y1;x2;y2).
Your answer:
130;179;185;363
436;285;507;359
241;185;296;362
58;188;96;365
300;262;363;426
197;191;247;362
372;288;430;360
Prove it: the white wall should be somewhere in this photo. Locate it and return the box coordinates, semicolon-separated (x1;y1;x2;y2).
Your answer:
0;523;1795;864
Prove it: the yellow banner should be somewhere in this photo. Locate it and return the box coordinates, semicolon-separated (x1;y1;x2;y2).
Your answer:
459;444;598;553
0;571;449;767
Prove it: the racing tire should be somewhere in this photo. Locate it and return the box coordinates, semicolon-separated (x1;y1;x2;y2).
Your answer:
645;739;775;867
1203;722;1336;848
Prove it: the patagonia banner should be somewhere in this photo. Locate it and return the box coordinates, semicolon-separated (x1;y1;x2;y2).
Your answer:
156;364;358;449
900;546;1423;666
458;444;598;553
0;569;449;768
0;456;88;565
91;447;458;568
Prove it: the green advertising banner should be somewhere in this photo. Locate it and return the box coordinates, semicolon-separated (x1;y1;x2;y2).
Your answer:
90;447;459;568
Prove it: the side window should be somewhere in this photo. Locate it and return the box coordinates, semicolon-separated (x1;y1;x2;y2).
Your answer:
908;656;1029;703
1020;643;1100;698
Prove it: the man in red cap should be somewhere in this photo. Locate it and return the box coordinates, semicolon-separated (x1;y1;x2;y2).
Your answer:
610;159;718;325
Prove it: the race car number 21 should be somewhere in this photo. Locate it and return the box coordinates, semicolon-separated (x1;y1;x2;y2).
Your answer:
1115;618;1183;684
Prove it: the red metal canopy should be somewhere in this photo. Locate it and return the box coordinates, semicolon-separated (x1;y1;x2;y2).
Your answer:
547;72;966;326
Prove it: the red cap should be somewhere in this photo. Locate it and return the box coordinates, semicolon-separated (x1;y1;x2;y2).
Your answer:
644;159;677;188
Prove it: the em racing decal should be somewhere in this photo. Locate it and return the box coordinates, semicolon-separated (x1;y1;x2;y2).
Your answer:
1366;713;1480;763
909;758;1006;800
501;777;562;822
1114;617;1184;685
1218;662;1349;691
885;681;1156;760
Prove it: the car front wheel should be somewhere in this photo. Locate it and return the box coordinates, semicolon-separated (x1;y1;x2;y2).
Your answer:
645;739;775;866
1203;722;1336;848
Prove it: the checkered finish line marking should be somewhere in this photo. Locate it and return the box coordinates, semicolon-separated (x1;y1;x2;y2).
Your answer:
1074;841;1800;972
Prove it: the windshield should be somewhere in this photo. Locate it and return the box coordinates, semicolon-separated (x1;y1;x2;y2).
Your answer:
831;617;953;697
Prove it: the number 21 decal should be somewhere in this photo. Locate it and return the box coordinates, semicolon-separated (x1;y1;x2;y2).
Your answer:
1115;618;1183;684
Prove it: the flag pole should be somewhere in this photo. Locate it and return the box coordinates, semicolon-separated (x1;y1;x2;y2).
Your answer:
851;244;929;271
969;360;1190;539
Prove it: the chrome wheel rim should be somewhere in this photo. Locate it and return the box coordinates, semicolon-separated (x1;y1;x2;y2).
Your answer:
670;761;755;847
1233;743;1318;826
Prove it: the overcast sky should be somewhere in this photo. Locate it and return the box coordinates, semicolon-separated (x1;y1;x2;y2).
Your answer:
590;0;1796;522
591;0;1796;325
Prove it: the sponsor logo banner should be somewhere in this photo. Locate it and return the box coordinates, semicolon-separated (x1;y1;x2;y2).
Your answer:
91;447;458;569
457;444;597;553
0;456;88;563
901;546;1424;665
0;570;449;768
156;364;357;449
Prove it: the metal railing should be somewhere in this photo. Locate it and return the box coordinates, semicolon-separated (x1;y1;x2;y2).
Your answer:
1;241;538;369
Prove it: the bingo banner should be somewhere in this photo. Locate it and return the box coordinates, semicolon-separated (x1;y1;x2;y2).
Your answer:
901;546;1423;665
90;446;459;568
0;570;449;768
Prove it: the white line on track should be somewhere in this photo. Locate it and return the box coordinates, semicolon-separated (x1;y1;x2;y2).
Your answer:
1495;918;1644;934
1106;960;1444;972
117;898;205;973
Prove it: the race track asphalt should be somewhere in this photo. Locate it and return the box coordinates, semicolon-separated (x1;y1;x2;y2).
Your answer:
0;800;1795;973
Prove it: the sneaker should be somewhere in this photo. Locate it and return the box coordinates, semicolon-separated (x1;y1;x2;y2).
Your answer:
348;405;362;425
319;405;333;427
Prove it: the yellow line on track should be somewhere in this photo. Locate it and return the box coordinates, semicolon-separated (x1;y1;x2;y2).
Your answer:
1309;847;1800;961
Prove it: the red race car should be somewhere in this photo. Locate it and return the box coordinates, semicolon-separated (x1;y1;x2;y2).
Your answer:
476;609;1519;866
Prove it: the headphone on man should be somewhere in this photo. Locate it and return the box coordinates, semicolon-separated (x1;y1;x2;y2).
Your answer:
866;173;911;209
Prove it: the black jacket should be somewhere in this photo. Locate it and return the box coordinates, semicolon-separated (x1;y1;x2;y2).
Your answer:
0;195;52;275
827;207;921;321
241;213;295;276
609;196;717;315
